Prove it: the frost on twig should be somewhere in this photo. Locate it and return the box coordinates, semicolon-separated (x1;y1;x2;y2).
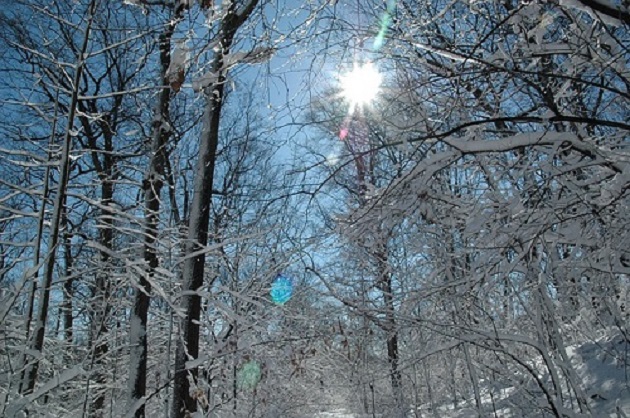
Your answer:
223;47;275;68
192;47;275;92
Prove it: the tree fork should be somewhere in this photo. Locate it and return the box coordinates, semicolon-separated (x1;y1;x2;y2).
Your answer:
22;0;97;395
171;1;260;416
128;6;182;417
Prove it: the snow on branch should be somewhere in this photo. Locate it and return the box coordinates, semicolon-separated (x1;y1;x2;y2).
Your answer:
223;47;275;68
192;47;274;92
5;366;85;416
560;0;630;26
167;38;190;93
443;131;570;153
406;37;484;65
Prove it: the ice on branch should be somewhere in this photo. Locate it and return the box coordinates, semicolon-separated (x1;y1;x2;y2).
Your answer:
192;71;218;92
560;0;627;26
177;0;195;9
192;47;274;92
223;47;275;68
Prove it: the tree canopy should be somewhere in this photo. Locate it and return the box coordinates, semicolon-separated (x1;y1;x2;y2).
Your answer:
0;0;628;416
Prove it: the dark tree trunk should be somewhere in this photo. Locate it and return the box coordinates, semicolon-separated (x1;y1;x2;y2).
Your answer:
128;8;180;417
22;0;96;394
171;59;225;418
376;243;402;414
82;92;119;417
171;3;259;416
171;24;232;418
62;207;74;346
90;175;114;418
382;273;403;412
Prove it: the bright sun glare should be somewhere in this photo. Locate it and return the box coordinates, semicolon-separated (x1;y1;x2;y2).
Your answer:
339;62;382;112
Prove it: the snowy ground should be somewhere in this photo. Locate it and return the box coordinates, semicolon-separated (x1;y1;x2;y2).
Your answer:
314;411;356;418
426;333;630;418
318;333;630;418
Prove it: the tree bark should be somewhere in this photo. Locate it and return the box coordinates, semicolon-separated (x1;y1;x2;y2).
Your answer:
381;266;403;414
89;176;113;418
128;7;181;417
62;207;74;346
22;0;96;394
171;2;260;415
375;240;402;414
19;119;55;394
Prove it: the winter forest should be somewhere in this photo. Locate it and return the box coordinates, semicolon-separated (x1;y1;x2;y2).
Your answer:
0;0;628;417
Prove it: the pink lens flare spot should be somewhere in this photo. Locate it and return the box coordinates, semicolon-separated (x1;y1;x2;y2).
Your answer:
339;128;348;140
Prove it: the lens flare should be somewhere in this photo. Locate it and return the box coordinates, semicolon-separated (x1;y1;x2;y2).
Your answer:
339;127;349;140
373;0;396;51
237;360;261;390
374;14;392;50
270;274;293;305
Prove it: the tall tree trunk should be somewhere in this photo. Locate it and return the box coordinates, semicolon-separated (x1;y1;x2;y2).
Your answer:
62;206;74;346
171;2;259;416
19;118;54;393
89;176;113;417
171;43;228;418
375;241;402;414
382;270;402;413
19;67;62;394
22;0;96;394
79;91;120;418
463;343;482;416
128;7;181;416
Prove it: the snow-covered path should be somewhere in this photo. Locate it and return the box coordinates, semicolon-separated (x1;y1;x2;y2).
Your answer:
314;410;355;418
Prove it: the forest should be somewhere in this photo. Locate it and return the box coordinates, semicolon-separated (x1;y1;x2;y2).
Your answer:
0;0;628;417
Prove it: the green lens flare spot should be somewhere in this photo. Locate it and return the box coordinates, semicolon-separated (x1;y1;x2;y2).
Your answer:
237;360;261;390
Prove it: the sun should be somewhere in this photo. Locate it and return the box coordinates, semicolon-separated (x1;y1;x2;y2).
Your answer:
339;62;382;112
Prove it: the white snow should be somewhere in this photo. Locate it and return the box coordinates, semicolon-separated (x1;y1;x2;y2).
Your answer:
410;332;630;418
166;38;190;82
560;0;625;26
223;47;275;68
5;366;85;416
192;71;219;92
310;333;629;418
314;410;356;417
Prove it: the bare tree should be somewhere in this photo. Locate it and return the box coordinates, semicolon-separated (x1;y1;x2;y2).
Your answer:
22;0;97;396
170;0;265;415
127;2;186;416
317;0;630;414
